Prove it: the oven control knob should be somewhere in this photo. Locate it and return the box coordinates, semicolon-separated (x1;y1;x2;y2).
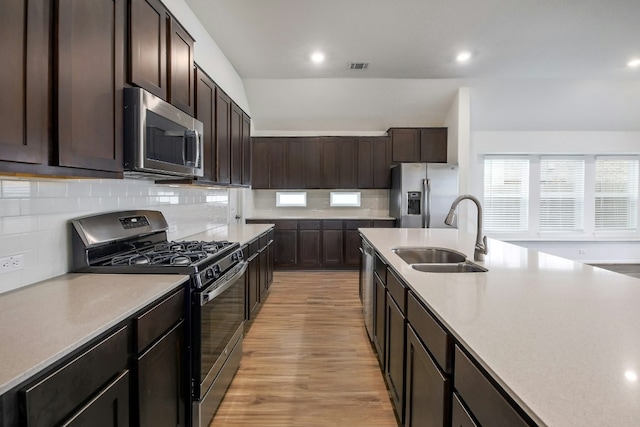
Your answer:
205;268;214;279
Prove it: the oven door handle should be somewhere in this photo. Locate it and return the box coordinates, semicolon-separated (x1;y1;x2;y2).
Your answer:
200;261;248;306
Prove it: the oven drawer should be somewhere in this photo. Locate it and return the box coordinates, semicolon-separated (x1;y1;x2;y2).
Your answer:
20;326;128;427
134;287;185;353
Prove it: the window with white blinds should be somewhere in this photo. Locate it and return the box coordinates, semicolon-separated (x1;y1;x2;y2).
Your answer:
483;158;530;232
595;158;639;231
539;158;585;232
482;154;640;238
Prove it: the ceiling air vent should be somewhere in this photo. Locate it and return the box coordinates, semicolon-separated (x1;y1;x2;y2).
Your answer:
348;62;369;70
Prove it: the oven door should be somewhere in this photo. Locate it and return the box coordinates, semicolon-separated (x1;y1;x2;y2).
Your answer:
194;261;247;399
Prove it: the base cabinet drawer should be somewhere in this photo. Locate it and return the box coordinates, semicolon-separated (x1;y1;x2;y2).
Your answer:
20;326;128;427
62;370;129;427
452;393;478;427
454;345;531;427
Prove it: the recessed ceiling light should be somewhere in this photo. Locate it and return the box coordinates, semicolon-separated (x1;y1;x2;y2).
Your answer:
310;51;325;64
456;51;472;63
627;58;640;68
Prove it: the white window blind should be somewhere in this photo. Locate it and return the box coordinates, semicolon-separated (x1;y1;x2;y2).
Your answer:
483;158;530;232
539;158;585;231
595;158;639;231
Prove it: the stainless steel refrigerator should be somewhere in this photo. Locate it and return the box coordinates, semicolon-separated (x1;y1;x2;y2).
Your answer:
389;163;459;228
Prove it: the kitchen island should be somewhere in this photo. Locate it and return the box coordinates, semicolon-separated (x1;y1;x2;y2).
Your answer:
361;228;640;426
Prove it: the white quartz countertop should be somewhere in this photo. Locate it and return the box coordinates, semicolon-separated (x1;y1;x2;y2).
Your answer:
183;223;274;246
246;214;394;220
0;273;188;395
361;228;640;426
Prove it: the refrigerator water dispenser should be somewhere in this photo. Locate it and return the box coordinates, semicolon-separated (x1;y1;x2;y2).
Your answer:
407;192;422;215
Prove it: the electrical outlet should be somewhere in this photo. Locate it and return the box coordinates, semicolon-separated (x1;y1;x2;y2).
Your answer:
578;249;586;255
0;254;24;274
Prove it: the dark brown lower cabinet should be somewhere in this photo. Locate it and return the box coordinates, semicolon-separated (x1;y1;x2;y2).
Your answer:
405;325;450;427
136;322;185;427
322;220;343;266
247;219;393;269
298;221;321;267
133;287;187;427
19;326;129;427
246;248;260;320
454;346;531;427
274;229;297;266
385;295;406;424
64;370;129;427
452;393;479;427
245;231;274;322
373;272;386;368
259;246;269;295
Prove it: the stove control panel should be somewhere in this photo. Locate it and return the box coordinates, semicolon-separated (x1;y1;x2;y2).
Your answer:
119;215;150;229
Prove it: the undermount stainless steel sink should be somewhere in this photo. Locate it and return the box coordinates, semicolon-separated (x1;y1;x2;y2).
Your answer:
392;247;467;264
411;262;488;273
392;246;488;273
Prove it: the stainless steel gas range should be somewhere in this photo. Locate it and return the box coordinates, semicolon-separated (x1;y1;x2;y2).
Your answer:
71;210;246;427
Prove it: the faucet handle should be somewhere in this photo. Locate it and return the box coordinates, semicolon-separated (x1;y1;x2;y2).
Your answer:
480;235;488;254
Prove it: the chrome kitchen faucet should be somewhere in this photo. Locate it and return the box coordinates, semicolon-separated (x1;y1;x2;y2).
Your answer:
445;195;488;261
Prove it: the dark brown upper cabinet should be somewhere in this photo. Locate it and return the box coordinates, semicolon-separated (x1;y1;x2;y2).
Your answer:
195;67;216;182
303;138;322;188
358;136;391;189
420;128;448;163
251;138;269;188
216;89;232;184
56;0;124;173
242;113;252;186
285;138;305;189
129;0;167;100
168;19;194;116
230;104;243;185
389;127;448;163
0;0;48;166
129;0;194;115
251;138;285;189
323;137;357;189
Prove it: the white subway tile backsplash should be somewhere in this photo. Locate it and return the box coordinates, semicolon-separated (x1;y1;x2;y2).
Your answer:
37;181;68;197
0;199;20;217
2;180;37;198
3;216;39;235
0;177;231;294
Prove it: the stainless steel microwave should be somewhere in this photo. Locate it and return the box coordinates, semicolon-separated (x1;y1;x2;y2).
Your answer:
124;87;204;178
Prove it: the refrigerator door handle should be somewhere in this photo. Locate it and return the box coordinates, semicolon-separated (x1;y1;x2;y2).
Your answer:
423;178;432;228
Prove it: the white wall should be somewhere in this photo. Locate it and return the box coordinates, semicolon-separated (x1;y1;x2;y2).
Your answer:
163;0;250;113
0;178;230;294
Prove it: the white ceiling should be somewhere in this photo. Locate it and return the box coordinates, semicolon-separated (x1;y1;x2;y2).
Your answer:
184;0;640;132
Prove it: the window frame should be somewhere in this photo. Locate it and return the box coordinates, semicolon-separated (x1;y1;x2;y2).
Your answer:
481;154;640;240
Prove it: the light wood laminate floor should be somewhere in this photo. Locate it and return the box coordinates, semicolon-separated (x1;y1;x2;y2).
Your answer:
209;271;397;427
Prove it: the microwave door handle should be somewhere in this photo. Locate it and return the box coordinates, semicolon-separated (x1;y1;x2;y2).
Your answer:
184;129;201;167
200;261;248;306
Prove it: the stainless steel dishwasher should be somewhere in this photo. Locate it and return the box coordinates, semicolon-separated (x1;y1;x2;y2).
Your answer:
360;238;374;341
